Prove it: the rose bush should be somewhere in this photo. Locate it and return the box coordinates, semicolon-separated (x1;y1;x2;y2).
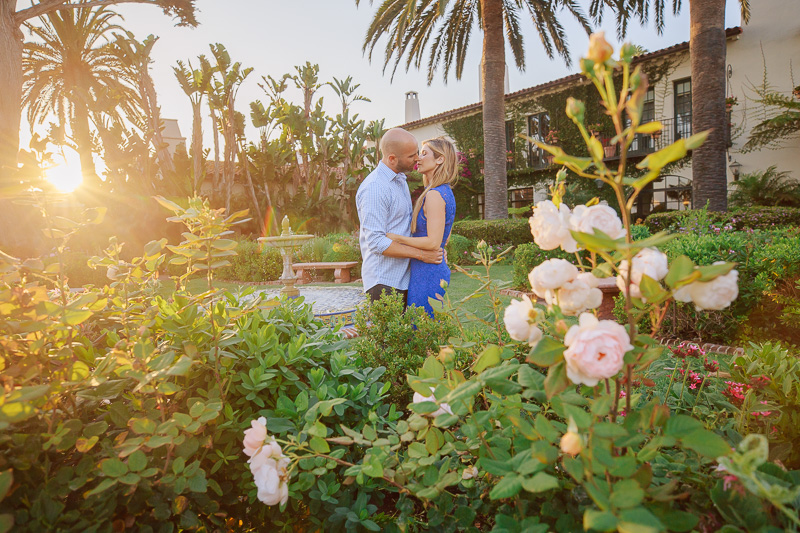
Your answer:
234;35;798;532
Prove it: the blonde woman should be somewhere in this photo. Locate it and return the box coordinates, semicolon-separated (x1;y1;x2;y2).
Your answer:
387;137;457;317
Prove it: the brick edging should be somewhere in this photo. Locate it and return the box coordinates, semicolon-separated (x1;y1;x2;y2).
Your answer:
653;337;744;357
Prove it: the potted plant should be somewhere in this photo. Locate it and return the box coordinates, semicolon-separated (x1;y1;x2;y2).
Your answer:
793;85;800;100
603;142;616;158
587;123;602;138
725;96;738;111
544;129;560;145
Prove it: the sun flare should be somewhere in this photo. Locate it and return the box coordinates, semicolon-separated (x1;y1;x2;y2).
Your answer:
45;158;83;193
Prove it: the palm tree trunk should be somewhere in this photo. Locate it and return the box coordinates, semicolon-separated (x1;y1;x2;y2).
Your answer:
0;4;23;181
480;0;508;220
73;99;101;189
210;109;220;199
689;0;728;211
237;142;265;234
191;100;203;194
143;76;174;176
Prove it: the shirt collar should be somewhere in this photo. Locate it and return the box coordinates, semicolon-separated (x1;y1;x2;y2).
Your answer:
378;161;407;183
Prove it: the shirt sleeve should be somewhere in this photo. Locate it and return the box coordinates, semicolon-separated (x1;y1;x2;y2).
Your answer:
357;181;394;255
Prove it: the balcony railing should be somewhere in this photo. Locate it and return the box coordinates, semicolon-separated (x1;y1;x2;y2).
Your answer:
525;117;694;170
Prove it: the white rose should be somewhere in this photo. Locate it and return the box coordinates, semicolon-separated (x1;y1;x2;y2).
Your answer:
248;439;284;471
563;313;633;386
549;277;603;316
616;248;668;301
529;201;577;252
528;259;579;298
571;204;625;240
503;295;544;346
253;456;290;506
243;416;268;457
412;388;453;418
679;262;739;311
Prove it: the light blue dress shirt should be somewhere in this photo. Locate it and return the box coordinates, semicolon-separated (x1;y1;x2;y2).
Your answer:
356;161;413;292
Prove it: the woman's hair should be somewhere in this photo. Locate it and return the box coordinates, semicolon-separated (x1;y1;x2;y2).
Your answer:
411;137;458;233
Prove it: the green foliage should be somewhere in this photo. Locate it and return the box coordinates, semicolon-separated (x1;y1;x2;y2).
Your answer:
729;166;800;208
643;206;800;234
216;238;282;282
451;219;531;247
731;343;800;468
659;228;800;343
512;243;583;290
0;197;395;532
353;291;456;406
445;234;478;266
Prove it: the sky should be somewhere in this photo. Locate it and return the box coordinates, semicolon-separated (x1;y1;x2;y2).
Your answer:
25;0;743;152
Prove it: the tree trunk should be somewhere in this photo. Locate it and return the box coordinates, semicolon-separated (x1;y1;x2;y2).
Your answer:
479;0;508;220
191;100;203;194
210;109;220;199
143;74;174;176
237;142;265;234
690;0;728;211
73;99;101;189
0;2;23;182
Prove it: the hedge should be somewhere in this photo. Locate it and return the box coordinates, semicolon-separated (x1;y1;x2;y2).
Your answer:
644;206;800;234
658;227;800;344
451;219;532;246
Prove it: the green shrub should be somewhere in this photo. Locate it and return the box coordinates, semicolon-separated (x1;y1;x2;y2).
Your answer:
52;250;109;287
644;206;800;234
731;342;800;468
659;228;800;343
0;198;396;532
445;233;477;265
729;166;800;208
217;238;282;282
451;218;531;246
512;243;583;290
352;291;456;406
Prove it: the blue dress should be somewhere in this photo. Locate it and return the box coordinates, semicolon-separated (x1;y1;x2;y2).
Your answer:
407;184;456;317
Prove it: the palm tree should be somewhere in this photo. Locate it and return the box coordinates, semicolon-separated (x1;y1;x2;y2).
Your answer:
208;43;253;211
357;0;592;219
0;0;197;183
111;32;174;178
174;56;212;194
22;6;132;189
593;0;751;211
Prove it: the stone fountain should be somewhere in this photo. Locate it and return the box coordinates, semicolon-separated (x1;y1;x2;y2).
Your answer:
258;216;313;297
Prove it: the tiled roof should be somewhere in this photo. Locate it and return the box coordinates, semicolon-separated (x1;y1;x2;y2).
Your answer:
401;27;743;130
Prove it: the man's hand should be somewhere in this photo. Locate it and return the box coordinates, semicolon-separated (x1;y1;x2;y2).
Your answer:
419;247;444;264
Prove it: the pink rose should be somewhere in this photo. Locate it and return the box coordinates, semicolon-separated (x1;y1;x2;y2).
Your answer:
563;313;632;386
571;204;625;240
528;258;578;298
243;416;268;457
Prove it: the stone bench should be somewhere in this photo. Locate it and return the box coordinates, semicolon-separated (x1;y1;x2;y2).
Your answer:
292;262;359;284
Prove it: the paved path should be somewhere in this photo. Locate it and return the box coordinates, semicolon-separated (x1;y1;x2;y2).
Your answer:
248;286;367;314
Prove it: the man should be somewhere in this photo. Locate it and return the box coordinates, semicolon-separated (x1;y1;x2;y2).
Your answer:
356;128;443;305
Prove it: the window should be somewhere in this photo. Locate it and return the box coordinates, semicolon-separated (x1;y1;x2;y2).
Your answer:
642;87;655;124
674;79;692;140
505;120;516;169
526;112;550;168
509;187;534;214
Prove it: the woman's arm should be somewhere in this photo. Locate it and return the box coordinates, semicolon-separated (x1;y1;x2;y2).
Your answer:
387;190;446;251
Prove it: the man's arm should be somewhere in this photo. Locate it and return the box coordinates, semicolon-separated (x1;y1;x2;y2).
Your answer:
383;242;443;264
356;182;394;255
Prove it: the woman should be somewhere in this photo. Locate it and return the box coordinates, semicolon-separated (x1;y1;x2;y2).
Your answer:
388;137;457;317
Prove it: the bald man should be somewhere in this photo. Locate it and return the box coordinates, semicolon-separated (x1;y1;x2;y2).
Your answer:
356;128;444;305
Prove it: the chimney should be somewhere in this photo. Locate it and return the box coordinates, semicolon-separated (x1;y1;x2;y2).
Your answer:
478;64;510;99
405;91;421;123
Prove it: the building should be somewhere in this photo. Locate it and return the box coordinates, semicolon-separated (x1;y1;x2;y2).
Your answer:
400;0;800;217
